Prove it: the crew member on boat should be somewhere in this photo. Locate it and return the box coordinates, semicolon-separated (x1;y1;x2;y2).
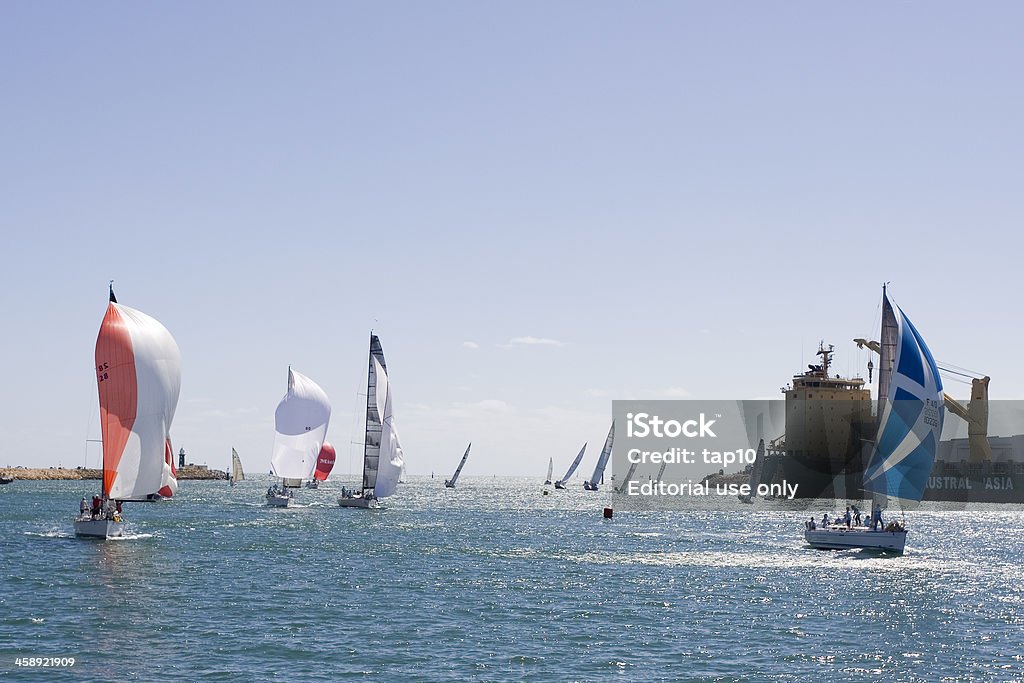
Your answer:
871;503;883;531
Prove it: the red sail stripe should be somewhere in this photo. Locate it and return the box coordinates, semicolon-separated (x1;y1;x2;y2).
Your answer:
95;303;137;497
313;441;336;481
163;438;176;498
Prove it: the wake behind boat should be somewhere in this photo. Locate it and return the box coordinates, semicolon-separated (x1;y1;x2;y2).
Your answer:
75;284;181;539
267;367;331;507
804;286;944;554
338;333;405;509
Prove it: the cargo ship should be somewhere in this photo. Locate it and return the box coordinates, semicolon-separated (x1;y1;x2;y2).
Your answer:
758;342;1024;503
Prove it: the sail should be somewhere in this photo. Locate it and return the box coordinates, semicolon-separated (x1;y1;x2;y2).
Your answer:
586;423;615;489
231;448;245;482
557;443;587;485
95;296;182;501
313;441;336;481
616;460;640;493
545;457;553;483
372;356;405;498
446;443;472;486
863;292;944;502
270;368;331;481
157;437;177;498
360;334;387;491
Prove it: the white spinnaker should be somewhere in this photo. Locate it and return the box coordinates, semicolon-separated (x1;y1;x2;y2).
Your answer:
372;357;405;498
106;304;182;501
271;368;331;480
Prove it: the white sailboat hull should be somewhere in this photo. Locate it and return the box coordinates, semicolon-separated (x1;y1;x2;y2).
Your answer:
338;496;379;509
74;518;125;539
265;493;293;507
804;527;907;553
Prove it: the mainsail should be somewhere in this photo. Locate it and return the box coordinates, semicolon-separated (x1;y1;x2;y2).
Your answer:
585;423;615;489
556;443;587;486
95;288;182;501
356;334;405;499
863;291;944;502
270;368;331;481
545;457;553;484
313;441;336;481
231;448;245;483
445;443;472;487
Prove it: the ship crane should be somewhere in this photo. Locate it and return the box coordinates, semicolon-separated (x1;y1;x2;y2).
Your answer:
853;338;992;462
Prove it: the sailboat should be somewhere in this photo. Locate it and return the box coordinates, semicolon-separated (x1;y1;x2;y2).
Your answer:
804;287;944;553
267;367;331;507
338;334;405;509
544;457;553;485
444;443;471;488
306;442;336;488
584;423;614;491
229;448;245;486
554;443;587;490
75;285;181;538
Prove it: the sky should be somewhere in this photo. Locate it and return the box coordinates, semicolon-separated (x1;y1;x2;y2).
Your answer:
2;2;1022;478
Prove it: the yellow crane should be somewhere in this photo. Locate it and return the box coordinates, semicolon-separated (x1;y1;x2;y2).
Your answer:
854;338;991;462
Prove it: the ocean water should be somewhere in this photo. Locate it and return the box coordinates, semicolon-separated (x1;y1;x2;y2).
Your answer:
1;476;1022;682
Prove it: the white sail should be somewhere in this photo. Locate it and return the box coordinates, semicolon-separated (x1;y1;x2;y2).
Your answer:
556;443;587;486
446;443;471;487
372;356;404;498
270;368;331;481
585;423;615;489
96;297;182;501
231;448;245;482
360;335;387;491
545;457;553;483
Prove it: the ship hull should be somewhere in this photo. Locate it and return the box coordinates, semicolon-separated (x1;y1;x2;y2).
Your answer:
764;453;1024;503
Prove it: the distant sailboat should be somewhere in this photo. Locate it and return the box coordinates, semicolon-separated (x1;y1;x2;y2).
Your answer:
267;367;331;507
230;448;245;486
544;457;553;485
339;334;405;509
444;443;471;488
306;441;336;488
75;285;181;538
614;460;640;494
805;287;943;553
584;423;614;491
554;443;587;490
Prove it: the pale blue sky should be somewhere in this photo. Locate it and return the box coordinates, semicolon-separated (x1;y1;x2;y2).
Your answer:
2;2;1021;477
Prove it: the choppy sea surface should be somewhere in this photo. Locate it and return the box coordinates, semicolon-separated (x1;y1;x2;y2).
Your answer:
1;476;1022;681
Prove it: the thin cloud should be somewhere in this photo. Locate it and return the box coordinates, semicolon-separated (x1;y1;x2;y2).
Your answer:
462;341;480;350
504;336;568;348
663;387;691;398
